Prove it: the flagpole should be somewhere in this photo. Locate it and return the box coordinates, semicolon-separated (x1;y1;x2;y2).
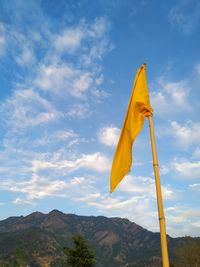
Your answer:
147;115;169;267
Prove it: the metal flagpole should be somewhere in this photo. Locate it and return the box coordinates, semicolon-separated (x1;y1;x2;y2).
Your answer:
147;115;170;267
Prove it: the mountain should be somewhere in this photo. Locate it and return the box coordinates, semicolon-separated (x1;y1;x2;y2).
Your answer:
0;210;199;267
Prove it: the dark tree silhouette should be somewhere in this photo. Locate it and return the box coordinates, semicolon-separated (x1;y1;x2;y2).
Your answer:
64;235;95;267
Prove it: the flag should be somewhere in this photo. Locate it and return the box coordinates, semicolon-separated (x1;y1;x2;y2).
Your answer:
110;63;153;193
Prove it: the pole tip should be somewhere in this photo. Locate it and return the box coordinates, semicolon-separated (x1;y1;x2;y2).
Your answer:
141;63;147;70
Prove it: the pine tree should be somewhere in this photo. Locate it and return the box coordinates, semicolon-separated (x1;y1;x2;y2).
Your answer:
64;235;96;267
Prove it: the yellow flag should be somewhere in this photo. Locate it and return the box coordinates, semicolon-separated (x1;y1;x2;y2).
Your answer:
110;64;153;193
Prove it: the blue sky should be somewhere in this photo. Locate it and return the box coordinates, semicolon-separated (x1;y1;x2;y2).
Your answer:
0;0;200;237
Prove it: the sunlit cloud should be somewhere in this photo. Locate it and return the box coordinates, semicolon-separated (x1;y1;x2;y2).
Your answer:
32;152;111;173
98;125;120;146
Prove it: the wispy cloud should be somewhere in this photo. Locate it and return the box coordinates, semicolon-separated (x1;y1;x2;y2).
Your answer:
170;121;200;148
54;27;84;53
15;45;35;66
13;198;33;205
1;174;99;207
118;175;174;200
166;206;200;236
1;89;62;129
35;63;93;97
0;14;113;195
32;152;111;173
169;0;200;34
172;160;200;179
151;77;191;116
67;103;90;118
0;23;6;56
189;183;200;192
34;129;78;146
1;174;68;201
0;14;112;134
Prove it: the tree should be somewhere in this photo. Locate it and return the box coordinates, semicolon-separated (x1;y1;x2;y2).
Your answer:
64;235;96;267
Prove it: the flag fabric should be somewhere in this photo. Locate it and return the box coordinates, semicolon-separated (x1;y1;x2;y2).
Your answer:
110;64;153;193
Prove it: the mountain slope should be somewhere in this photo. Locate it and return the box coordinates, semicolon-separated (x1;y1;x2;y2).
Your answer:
0;210;199;267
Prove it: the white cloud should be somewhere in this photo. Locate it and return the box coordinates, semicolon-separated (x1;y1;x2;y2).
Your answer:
166;206;200;236
79;18;112;65
82;38;112;65
67;137;87;148
54;27;83;53
163;80;189;106
160;164;170;176
192;221;200;228
11;174;68;199
173;160;200;178
35;63;74;92
118;175;173;200
72;72;93;97
13;198;33;205
32;152;111;173
79;153;111;172
35;63;96;99
34;17;111;99
1;173;99;206
0;18;44;66
98;126;120;146
1;89;61;129
89;17;108;38
151;92;168;115
162;186;174;200
89;195;141;211
54;130;78;140
75;192;101;203
170;121;200;147
151;77;190;116
119;175;155;194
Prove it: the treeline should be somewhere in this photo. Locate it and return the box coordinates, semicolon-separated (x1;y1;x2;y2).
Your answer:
170;237;200;267
2;235;200;267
